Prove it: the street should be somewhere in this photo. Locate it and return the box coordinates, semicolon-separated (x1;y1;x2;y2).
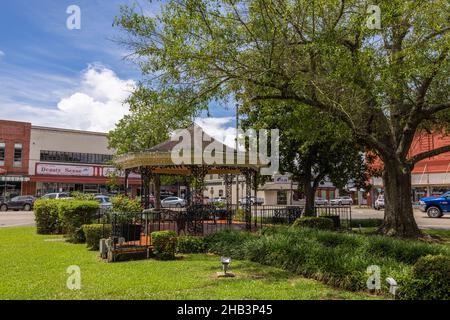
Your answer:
1;208;450;230
0;211;35;228
351;207;450;230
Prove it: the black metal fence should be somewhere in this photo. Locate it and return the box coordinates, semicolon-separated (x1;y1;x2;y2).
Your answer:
101;204;351;248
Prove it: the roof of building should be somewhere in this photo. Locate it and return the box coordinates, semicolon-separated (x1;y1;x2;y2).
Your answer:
114;123;266;175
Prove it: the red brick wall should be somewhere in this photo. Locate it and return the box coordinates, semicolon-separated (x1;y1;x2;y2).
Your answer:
0;120;31;175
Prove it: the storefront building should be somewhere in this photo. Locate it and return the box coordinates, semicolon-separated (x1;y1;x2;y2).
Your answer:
0;119;141;198
371;131;450;204
0;120;31;197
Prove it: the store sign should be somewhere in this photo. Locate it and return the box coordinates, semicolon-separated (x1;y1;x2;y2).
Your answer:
274;175;290;184
36;164;94;177
0;168;7;175
102;167;141;179
0;176;30;182
36;163;141;179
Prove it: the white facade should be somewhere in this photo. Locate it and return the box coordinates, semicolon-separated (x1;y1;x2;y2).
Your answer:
29;126;112;175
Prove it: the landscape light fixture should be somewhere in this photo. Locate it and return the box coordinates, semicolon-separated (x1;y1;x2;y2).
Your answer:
221;257;231;274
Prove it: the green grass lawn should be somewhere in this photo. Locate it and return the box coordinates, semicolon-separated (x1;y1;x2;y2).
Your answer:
0;227;380;300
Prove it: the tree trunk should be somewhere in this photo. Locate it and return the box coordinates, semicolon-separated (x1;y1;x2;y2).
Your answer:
379;160;421;238
304;180;316;217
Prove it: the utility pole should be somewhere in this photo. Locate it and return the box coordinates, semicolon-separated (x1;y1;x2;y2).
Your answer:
236;103;239;208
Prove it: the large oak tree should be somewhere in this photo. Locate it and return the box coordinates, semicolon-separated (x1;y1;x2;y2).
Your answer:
115;0;450;237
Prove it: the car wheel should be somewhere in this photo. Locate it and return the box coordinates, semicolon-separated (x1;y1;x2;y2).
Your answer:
176;203;182;208
427;206;443;218
338;201;342;206
0;204;7;212
23;204;31;211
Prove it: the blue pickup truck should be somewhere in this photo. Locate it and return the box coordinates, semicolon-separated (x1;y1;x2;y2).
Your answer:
419;191;450;218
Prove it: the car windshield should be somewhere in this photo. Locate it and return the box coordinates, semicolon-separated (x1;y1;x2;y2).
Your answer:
11;196;20;201
442;191;450;197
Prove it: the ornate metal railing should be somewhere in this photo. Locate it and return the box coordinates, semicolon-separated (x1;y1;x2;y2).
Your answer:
100;204;351;248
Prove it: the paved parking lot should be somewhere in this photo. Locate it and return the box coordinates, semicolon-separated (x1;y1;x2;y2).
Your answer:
0;211;35;228
1;208;450;230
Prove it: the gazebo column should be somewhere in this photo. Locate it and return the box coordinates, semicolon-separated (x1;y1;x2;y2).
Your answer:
222;174;233;219
191;166;208;205
154;174;161;210
253;170;258;228
124;169;130;196
242;169;253;231
140;167;153;210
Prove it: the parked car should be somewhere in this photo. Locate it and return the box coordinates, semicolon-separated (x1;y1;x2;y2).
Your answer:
239;196;264;205
419;191;450;218
161;196;186;208
374;195;385;210
330;196;353;206
160;192;174;200
314;197;328;206
94;195;112;210
0;195;36;211
41;192;71;200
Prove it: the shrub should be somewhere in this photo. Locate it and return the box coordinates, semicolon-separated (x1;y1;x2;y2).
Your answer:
351;219;383;228
71;192;95;200
292;217;334;230
58;200;100;243
204;227;450;295
177;236;207;253
362;236;448;264
399;255;450;300
83;224;112;250
205;230;257;258
111;195;142;213
319;214;341;229
34;199;62;234
151;231;177;260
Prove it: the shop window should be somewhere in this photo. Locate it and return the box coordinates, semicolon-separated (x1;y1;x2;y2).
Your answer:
13;143;22;167
40;150;113;164
277;191;288;205
0;142;5;166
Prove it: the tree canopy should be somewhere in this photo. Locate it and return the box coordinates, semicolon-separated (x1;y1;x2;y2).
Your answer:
114;0;450;237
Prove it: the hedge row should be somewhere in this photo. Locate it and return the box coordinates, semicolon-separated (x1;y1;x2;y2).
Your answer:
34;199;99;242
83;224;112;250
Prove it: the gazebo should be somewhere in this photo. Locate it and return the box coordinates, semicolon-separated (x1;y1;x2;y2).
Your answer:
115;124;267;230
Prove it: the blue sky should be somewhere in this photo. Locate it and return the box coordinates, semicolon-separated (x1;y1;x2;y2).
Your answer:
0;0;235;138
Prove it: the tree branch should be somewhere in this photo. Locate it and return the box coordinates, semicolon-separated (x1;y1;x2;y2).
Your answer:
424;103;450;115
408;144;450;165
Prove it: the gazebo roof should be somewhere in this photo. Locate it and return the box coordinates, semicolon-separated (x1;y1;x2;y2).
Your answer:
114;124;266;175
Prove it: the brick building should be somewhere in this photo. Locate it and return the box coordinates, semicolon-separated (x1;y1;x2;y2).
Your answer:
0;120;31;197
371;131;450;204
0;119;141;198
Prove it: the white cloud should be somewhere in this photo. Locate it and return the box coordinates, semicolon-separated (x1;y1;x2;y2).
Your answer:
0;50;5;58
195;117;237;148
0;64;135;132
